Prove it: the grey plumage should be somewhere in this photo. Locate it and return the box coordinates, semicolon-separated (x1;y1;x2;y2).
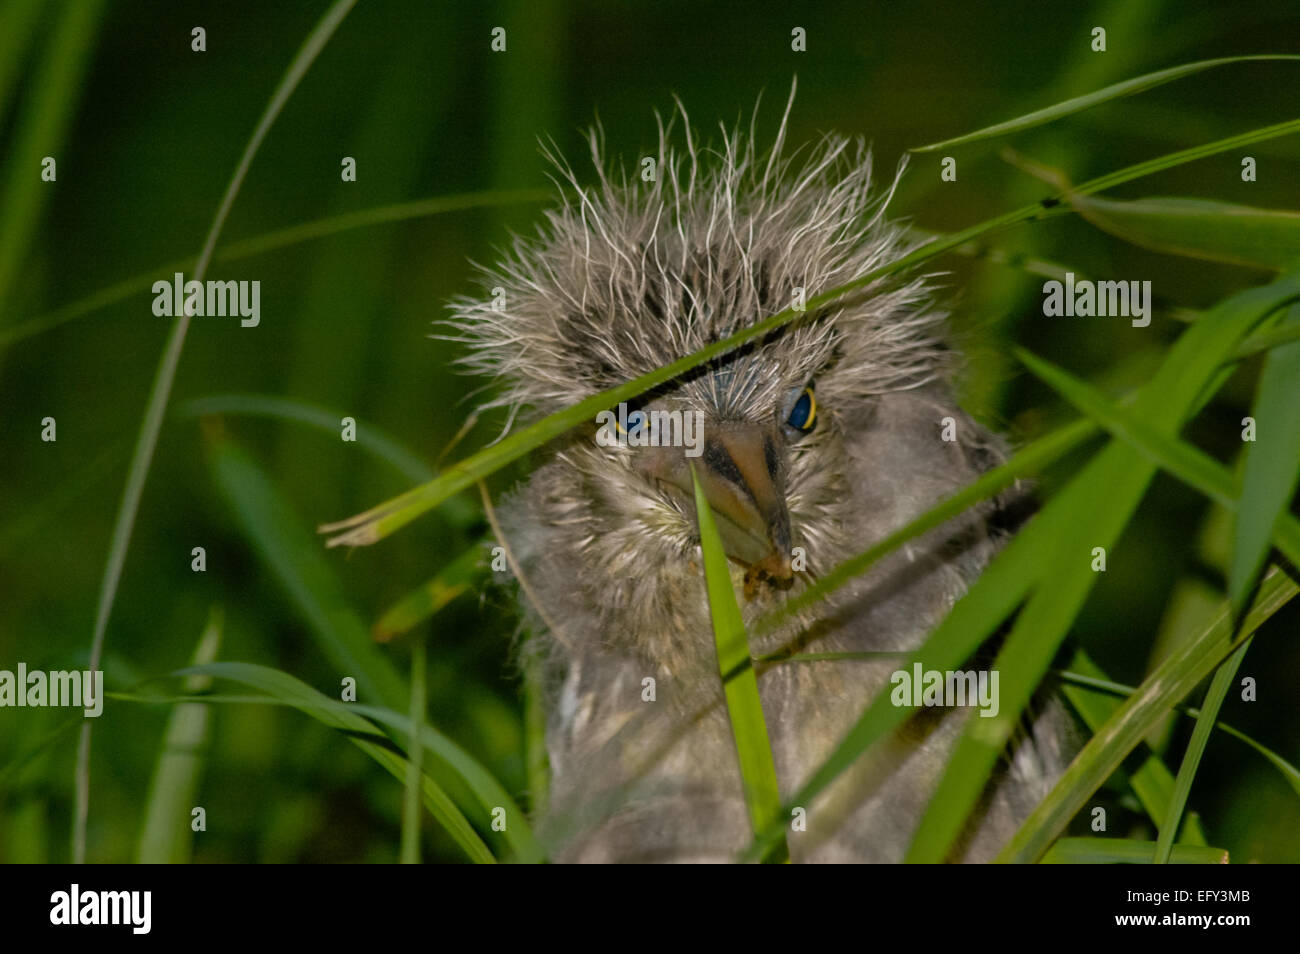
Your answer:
447;88;1072;862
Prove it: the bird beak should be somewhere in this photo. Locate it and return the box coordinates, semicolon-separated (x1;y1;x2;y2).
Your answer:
640;425;794;599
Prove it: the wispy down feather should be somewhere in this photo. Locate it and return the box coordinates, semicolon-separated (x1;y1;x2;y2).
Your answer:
444;82;948;430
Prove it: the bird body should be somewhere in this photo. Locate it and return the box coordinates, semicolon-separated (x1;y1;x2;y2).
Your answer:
450;90;1072;862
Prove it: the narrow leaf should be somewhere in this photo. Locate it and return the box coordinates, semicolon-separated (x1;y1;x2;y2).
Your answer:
322;117;1300;550
911;55;1300;152
690;464;786;862
1016;346;1300;566
171;661;493;864
999;566;1297;863
1060;650;1206;845
75;0;359;864
1057;662;1300;797
136;608;222;863
373;546;483;643
208;437;409;710
1155;637;1251;863
1071;195;1300;271
1041;838;1227;864
401;636;428;864
1;190;549;350
178;393;435;483
1231;304;1300;615
904;272;1300;862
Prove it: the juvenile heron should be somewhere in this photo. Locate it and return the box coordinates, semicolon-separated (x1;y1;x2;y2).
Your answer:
448;89;1072;862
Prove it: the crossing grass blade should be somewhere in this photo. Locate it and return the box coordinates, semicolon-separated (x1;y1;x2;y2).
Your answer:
999;566;1297;863
1230;304;1300;616
1154;637;1251;863
136;607;222;863
401;635;428;864
690;464;787;863
204;438;543;862
1060;650;1206;845
0;0;44;133
735;269;1300;863
178;394;435;483
1233;321;1300;361
209;436;410;710
1041;838;1227;864
0;189;548;350
0;0;105;321
373;545;483;642
756;418;1099;634
167;663;544;863
1057;659;1300;798
910;55;1300;152
169;661;494;864
320;115;1300;551
1015;346;1300;565
903;270;1300;863
1069;195;1300;271
74;0;360;864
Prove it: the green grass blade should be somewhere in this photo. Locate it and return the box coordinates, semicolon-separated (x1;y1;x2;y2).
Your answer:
178;393;434;483
522;652;550;817
0;0;44;133
208;436;410;709
1208;721;1300;797
689;464;786;862
321;116;1300;550
1041;838;1227;864
1015;346;1300;565
998;566;1297;863
757;418;1099;634
136;608;222;863
904;270;1300;863
169;661;493;863
401;635;427;864
1060;650;1206;845
165;662;544;863
74;0;358;864
1155;637;1251;863
1057;661;1300;798
1231;304;1300;615
373;545;483;642
334;703;543;863
1071;195;1300;271
204;441;543;862
1233;321;1300;361
0;716;82;793
0;189;548;350
0;0;105;321
741;270;1300;863
911;55;1300;152
134;672;554;863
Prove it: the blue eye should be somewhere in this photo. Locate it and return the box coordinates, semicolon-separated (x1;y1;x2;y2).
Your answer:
787;387;816;432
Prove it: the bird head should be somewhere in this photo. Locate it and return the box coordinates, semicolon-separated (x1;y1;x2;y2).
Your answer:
447;91;950;654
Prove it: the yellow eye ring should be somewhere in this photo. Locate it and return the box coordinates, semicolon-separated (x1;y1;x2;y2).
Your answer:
609;406;645;436
787;387;816;432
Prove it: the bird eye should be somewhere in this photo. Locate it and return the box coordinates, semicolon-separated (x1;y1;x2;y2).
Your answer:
610;407;645;436
787;387;816;432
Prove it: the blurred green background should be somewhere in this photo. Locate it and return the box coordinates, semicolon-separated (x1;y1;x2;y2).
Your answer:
1;0;1297;862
